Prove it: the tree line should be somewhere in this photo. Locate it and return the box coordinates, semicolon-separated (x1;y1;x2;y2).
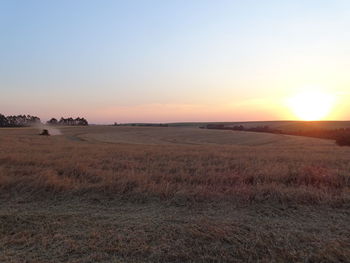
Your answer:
0;114;88;127
205;124;350;146
47;117;88;126
0;114;41;127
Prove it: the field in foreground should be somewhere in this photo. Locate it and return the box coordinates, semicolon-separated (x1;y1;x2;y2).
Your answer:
0;126;349;262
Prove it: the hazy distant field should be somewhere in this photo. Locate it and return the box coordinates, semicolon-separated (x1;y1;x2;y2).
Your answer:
0;126;349;262
169;120;350;131
75;126;336;146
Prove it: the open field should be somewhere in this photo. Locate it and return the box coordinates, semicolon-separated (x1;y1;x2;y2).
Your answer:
0;126;350;262
77;126;336;146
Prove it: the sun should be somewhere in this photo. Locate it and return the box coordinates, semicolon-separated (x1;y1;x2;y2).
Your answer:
287;91;336;121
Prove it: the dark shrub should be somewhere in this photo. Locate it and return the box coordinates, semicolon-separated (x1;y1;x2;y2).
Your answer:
335;133;350;146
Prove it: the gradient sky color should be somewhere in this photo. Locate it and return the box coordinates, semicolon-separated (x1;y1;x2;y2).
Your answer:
1;0;349;123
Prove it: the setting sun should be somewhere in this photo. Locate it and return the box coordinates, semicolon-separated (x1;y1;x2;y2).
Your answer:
288;91;336;121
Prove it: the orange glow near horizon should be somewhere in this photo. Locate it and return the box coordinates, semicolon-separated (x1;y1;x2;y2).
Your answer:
287;90;336;121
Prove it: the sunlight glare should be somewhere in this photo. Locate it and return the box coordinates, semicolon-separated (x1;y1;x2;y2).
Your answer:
288;90;336;121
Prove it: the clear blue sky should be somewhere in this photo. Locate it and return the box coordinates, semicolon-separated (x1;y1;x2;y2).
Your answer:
1;0;349;123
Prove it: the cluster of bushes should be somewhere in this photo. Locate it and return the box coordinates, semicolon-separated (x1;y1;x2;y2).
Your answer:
206;124;282;133
0;114;41;127
333;130;350;146
280;128;350;146
206;124;350;146
47;117;88;126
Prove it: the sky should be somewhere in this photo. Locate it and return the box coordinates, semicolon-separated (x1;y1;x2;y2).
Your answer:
1;0;349;123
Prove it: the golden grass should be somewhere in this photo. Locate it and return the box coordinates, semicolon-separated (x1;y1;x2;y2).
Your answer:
79;126;335;146
0;126;349;262
0;126;349;204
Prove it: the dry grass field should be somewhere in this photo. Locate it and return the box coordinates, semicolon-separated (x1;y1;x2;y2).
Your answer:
78;126;336;146
0;126;349;262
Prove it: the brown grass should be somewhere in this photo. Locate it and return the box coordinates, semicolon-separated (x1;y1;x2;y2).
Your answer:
0;126;349;205
0;126;349;262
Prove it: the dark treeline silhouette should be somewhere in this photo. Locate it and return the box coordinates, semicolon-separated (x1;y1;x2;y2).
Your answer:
0;114;41;127
291;128;350;146
206;124;282;133
47;117;88;126
0;114;88;127
206;124;350;146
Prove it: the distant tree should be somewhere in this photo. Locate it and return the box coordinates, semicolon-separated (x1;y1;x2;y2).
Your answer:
27;115;41;125
206;124;225;129
6;116;16;126
232;125;245;131
75;117;82;125
0;114;9;127
47;118;58;125
335;132;350;146
75;117;88;126
59;117;66;125
66;117;73;125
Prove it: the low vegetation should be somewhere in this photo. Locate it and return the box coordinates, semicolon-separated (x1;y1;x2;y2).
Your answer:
206;123;350;146
0;126;349;262
0;127;349;204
